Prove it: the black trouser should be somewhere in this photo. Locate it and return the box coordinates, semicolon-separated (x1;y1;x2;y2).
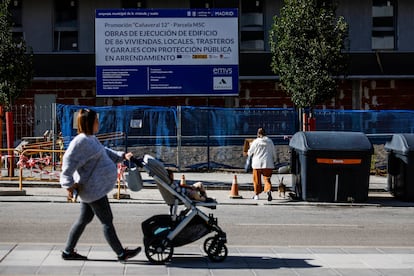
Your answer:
64;195;123;255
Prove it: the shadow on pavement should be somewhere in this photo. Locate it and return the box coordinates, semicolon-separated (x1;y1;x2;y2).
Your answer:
167;255;320;269
367;196;414;207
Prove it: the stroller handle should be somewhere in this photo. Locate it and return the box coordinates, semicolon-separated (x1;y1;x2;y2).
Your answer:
130;156;144;168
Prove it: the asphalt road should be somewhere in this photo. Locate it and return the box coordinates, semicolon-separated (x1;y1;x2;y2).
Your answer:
1;201;414;248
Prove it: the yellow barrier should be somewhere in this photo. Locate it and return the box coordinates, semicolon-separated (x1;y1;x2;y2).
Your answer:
2;132;126;196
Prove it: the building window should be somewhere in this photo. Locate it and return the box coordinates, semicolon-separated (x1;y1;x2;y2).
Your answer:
190;0;238;9
372;0;396;50
190;1;264;51
240;0;264;51
190;0;213;8
7;0;24;41
53;0;78;51
8;0;22;27
121;0;147;8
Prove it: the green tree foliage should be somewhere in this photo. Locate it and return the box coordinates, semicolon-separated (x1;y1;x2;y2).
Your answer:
269;0;349;108
0;0;33;111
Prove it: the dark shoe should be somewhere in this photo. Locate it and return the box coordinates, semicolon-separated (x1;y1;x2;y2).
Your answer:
267;191;273;201
118;247;141;262
62;250;87;260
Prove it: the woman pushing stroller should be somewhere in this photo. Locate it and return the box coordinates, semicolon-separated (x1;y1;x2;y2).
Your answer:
60;108;141;262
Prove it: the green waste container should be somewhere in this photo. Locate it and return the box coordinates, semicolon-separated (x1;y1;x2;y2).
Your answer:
385;134;414;201
289;131;373;202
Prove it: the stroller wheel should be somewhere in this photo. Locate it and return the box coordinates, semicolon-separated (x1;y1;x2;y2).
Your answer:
145;237;174;264
203;236;228;262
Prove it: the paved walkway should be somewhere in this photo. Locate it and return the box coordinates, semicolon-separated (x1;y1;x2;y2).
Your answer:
1;243;414;275
1;173;414;275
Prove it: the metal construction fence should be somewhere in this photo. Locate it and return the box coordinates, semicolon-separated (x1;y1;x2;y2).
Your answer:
11;104;36;141
56;105;297;147
56;105;414;145
5;104;414;170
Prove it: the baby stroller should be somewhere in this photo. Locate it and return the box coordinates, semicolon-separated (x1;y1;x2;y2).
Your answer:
134;155;228;264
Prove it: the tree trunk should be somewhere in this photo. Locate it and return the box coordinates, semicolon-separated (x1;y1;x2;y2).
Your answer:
298;108;304;131
302;112;308;131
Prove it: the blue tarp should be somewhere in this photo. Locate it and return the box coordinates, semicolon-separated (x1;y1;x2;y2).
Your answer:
57;104;414;148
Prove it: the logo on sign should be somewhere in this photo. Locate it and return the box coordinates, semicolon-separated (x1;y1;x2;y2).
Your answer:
213;77;232;90
214;11;235;16
213;67;232;75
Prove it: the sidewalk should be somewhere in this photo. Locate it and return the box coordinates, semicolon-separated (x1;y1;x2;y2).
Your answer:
1;243;414;275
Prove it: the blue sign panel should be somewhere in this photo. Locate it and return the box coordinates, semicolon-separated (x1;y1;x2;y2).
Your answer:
95;9;239;97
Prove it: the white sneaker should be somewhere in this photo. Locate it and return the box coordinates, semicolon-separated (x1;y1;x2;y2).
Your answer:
253;195;259;200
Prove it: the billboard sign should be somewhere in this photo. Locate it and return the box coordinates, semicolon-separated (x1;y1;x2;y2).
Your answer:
95;9;239;97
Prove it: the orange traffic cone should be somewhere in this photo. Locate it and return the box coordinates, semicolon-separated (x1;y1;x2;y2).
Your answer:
180;174;186;186
229;175;243;199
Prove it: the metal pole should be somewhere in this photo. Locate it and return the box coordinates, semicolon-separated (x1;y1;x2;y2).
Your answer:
334;174;339;202
124;102;128;153
207;98;210;171
6;111;14;177
177;106;182;171
51;103;56;170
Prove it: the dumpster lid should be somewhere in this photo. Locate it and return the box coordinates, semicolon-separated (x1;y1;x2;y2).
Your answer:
384;134;414;155
289;131;373;152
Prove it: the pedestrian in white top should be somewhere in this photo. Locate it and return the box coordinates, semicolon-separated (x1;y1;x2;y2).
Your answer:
247;128;277;201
